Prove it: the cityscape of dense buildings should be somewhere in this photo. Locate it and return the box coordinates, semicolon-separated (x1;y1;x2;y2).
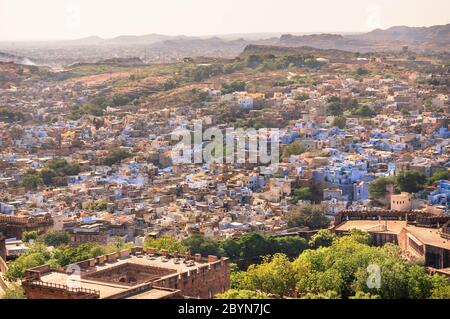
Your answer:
0;3;449;302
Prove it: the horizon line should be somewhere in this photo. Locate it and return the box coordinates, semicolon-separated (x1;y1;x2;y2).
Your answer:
1;22;448;43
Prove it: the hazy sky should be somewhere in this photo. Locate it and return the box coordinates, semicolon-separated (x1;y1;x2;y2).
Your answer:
1;0;449;41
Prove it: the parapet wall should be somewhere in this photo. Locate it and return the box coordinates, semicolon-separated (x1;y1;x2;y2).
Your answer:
0;214;53;227
23;246;230;299
153;256;230;299
334;210;450;227
22;280;100;299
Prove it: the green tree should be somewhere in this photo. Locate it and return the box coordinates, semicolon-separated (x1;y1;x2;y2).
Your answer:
88;201;108;211
162;80;178;91
369;176;397;197
246;55;264;68
221;81;246;94
183;234;223;257
221;233;308;261
331;116;346;129
5;244;51;281
107;237;133;252
356;67;370;76
144;236;187;253
39;231;70;247
428;170;449;185
220;239;242;260
1;284;26;299
22;231;38;243
293;187;313;202
349;291;380;299
295;93;310;101
396;171;426;193
0;109;26;123
286;204;330;230
353;105;376;117
216;289;270;299
273;236;309;257
21;170;43;189
309;229;336;249
327;97;344;116
226;233;273;261
103;149;134;166
241;254;297;297
431;284;450;299
230;230;450;299
301;290;341;299
282;142;307;158
296;267;345;296
40;168;57;186
51;243;107;267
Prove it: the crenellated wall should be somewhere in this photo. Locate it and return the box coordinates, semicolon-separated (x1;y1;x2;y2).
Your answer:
22;247;230;299
153;257;230;299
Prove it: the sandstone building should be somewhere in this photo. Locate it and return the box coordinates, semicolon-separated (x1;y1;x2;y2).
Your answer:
22;247;230;299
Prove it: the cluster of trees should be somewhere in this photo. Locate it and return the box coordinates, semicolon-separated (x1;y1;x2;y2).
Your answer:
272;78;295;87
85;200;108;211
22;230;70;247
21;158;80;189
221;230;450;299
294;93;310;101
179;53;322;85
221;81;246;94
282;142;308;158
328;97;377;118
5;237;132;282
1;284;26;299
221;233;309;261
216;289;269;299
356;67;370;77
69;103;107;120
428;170;450;185
352;104;376;117
235;118;266;130
69;94;135;120
190;88;211;108
0;108;26;123
161;79;178;91
244;54;322;71
182;64;224;83
103;148;134;166
369;170;440;198
368;176;397;197
292;187;313;202
144;236;188;254
331;116;347;129
396;170;427;193
144;232;310;263
286;204;330;230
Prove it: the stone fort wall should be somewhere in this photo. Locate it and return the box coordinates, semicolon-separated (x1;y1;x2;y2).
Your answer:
22;246;230;299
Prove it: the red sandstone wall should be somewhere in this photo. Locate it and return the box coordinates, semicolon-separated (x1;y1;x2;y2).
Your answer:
154;259;231;299
24;286;98;299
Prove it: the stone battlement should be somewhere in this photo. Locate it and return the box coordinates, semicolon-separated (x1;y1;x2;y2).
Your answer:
23;246;230;299
334;210;450;228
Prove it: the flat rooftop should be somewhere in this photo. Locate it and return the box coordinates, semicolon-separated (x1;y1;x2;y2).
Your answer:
406;226;450;250
40;272;126;298
335;220;450;250
38;254;205;298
